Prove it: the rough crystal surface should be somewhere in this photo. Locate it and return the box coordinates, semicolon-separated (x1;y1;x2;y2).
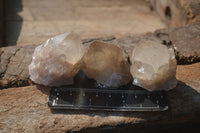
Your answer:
82;41;131;87
130;39;177;91
29;32;85;86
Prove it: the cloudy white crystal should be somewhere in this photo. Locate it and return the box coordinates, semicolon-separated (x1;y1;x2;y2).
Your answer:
82;41;131;88
29;32;85;86
130;39;177;91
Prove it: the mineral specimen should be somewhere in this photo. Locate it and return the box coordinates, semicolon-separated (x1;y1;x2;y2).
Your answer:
130;39;177;91
29;32;85;86
82;41;131;88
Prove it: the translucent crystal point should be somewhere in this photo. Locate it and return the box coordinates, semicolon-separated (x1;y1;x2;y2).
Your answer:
82;41;131;88
130;39;177;91
29;32;85;86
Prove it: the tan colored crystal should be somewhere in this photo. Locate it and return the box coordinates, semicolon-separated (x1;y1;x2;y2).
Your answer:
29;32;85;86
82;41;131;87
130;39;177;91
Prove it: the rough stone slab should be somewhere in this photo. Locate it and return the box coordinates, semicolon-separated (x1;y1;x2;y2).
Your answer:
108;25;200;64
150;0;200;27
0;45;36;88
0;46;21;76
3;45;36;80
1;25;200;87
169;25;200;63
155;25;200;64
0;63;200;133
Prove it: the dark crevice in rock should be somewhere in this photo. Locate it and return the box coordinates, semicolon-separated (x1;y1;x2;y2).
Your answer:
162;40;172;47
165;6;172;20
175;50;200;65
127;56;131;65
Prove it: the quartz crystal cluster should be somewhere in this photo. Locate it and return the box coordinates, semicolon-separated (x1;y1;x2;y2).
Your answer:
130;39;177;91
29;32;85;86
82;41;131;87
29;33;177;91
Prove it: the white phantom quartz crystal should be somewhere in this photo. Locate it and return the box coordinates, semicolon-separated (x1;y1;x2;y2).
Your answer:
130;39;177;91
29;32;85;86
82;41;131;88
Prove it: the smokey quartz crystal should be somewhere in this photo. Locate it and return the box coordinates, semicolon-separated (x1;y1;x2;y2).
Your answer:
82;41;131;88
130;39;177;91
29;32;85;86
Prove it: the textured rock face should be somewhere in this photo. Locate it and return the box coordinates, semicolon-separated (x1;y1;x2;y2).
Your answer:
29;32;85;86
150;0;200;27
82;41;131;87
169;26;200;64
130;39;177;91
